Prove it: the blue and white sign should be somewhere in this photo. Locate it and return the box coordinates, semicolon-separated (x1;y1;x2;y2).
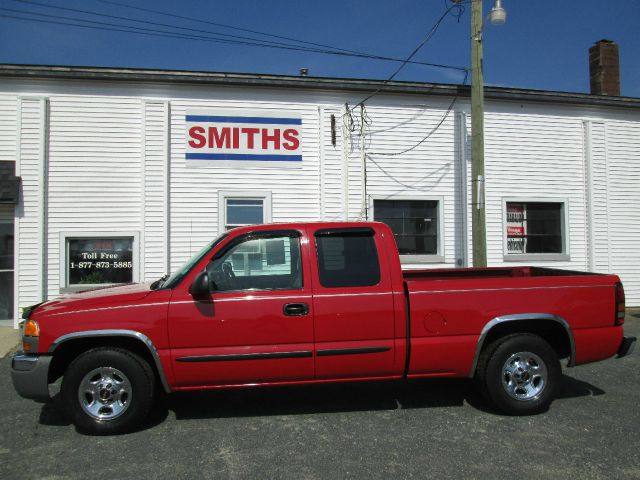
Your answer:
186;110;303;165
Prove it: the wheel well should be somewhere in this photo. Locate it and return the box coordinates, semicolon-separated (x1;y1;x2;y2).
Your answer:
48;336;163;388
480;319;572;362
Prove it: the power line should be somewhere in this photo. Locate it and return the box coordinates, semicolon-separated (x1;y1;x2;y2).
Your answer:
10;0;318;52
369;69;469;156
0;9;297;48
6;0;468;73
94;0;367;56
352;1;468;108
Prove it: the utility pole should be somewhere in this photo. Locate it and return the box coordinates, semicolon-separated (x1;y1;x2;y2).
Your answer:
470;0;487;267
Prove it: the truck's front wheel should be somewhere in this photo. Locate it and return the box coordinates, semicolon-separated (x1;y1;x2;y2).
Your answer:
476;334;560;415
61;347;155;435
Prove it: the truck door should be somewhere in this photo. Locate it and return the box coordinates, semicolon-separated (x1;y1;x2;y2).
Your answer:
168;229;315;387
310;226;396;379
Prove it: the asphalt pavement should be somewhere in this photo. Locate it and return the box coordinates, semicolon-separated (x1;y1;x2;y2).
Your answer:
1;314;639;480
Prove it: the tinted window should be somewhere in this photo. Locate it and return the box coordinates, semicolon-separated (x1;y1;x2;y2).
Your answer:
207;234;302;291
316;232;380;288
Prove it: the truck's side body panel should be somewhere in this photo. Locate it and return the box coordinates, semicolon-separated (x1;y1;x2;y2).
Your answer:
405;273;621;376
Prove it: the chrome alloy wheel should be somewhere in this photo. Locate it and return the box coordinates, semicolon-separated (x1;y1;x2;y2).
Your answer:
78;367;132;420
501;351;547;401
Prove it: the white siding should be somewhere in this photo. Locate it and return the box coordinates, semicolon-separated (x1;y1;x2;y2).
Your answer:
0;95;17;161
168;99;320;270
46;96;142;297
605;120;640;305
585;121;610;272
363;101;463;267
142;101;169;279
484;107;588;270
16;98;46;311
318;106;343;221
0;77;638;308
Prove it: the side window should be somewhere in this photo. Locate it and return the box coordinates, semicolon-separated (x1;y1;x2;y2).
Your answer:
315;230;380;288
504;201;567;258
373;198;443;263
207;234;302;292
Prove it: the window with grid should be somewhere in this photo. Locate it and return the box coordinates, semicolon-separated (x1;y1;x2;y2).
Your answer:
373;199;439;256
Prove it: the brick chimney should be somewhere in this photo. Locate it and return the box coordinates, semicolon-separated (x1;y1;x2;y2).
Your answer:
589;39;620;96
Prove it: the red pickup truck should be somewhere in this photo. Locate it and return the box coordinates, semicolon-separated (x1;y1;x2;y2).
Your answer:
12;222;636;435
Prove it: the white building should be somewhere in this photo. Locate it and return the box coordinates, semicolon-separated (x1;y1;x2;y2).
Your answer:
0;63;639;327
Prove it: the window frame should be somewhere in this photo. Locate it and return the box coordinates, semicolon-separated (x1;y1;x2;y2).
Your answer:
501;198;570;262
371;196;445;264
218;190;272;233
207;230;303;293
59;231;140;292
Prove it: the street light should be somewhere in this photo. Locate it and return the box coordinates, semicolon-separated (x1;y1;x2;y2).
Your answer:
490;0;507;25
469;0;506;267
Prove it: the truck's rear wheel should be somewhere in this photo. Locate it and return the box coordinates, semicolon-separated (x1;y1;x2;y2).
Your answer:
61;347;155;435
476;334;560;415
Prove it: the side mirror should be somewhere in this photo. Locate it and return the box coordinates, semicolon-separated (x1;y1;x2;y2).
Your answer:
189;271;211;298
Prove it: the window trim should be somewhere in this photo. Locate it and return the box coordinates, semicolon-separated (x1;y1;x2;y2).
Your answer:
371;196;445;264
208;230;303;293
218;190;272;233
501;198;570;262
59;231;140;292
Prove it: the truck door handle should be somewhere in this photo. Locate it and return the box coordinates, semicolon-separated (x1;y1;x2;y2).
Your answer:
283;303;309;316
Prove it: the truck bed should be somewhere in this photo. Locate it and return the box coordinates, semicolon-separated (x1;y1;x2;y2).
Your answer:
401;266;621;378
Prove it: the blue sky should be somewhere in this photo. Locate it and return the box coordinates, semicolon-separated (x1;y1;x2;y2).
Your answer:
1;0;639;97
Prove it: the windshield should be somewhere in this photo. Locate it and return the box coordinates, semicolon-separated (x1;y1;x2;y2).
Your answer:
161;233;229;289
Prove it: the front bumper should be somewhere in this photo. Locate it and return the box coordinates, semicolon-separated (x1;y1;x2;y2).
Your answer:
11;352;52;402
617;336;637;358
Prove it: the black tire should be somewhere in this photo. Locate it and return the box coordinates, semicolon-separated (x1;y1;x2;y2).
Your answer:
61;347;155;435
475;334;560;415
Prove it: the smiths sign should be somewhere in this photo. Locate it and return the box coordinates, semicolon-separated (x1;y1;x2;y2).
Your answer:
186;110;302;164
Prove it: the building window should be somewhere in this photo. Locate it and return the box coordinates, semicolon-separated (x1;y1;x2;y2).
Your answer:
207;233;302;291
61;233;139;289
219;191;272;232
373;199;443;262
504;201;568;260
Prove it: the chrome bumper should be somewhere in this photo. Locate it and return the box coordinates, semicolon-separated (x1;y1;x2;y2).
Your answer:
617;336;636;358
11;352;52;403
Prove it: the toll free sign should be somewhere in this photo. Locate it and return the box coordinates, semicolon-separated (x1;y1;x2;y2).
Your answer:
185;110;302;165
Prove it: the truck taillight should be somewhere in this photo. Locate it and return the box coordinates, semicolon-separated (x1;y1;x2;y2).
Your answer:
615;282;625;326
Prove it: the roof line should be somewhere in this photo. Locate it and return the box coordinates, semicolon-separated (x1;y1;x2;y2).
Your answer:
1;64;639;109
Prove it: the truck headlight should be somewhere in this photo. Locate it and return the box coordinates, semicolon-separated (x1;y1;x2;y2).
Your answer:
23;319;40;352
24;319;40;337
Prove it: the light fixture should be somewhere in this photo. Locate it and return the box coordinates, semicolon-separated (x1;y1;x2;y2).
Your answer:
490;0;507;25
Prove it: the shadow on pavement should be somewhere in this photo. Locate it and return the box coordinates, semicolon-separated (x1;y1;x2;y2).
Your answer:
37;374;606;431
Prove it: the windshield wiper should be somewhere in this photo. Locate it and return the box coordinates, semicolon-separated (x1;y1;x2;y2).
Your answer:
150;274;170;290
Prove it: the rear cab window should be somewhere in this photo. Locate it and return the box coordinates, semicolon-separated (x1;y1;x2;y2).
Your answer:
314;227;381;288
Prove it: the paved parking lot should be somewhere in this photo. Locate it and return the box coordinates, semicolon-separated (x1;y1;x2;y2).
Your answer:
1;315;638;480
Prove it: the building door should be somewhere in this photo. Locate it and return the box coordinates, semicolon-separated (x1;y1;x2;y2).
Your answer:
0;205;14;323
